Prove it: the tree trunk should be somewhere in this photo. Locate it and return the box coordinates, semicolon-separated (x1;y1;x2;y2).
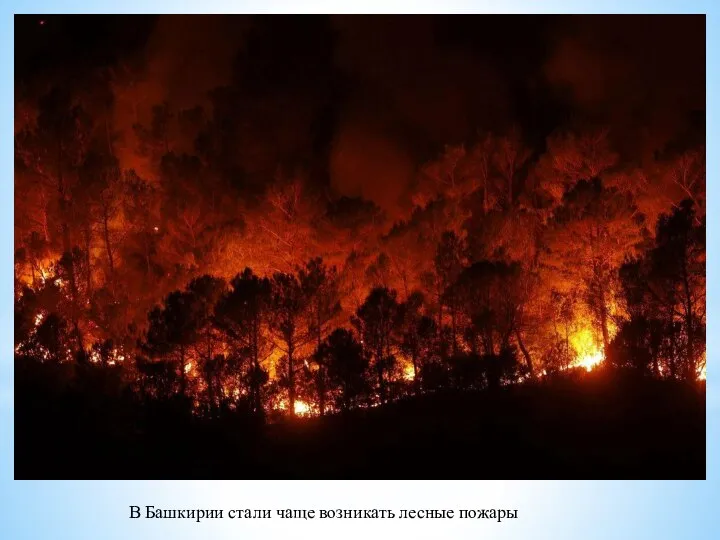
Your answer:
485;330;495;357
411;349;419;393
669;329;678;379
101;200;115;292
41;192;51;243
483;173;489;214
252;318;261;415
57;138;84;358
317;370;326;418
596;274;610;354
316;312;326;416
515;328;533;375
179;345;187;397
287;339;295;417
451;303;457;356
377;345;387;404
83;223;92;296
681;255;695;379
564;323;570;369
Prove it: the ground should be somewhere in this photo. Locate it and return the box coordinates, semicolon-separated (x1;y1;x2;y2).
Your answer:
15;364;705;479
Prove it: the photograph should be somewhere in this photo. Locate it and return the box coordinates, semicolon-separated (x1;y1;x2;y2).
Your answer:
14;14;706;480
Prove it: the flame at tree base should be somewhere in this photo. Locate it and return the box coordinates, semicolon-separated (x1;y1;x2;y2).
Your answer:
402;362;415;381
569;327;605;372
277;398;312;417
573;349;604;371
293;400;311;416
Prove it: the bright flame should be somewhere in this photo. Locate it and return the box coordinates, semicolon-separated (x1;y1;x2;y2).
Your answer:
574;349;604;371
569;327;604;372
277;398;312;417
396;354;415;381
403;363;415;381
293;400;311;416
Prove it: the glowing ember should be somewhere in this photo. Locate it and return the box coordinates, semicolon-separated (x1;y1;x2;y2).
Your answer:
222;384;234;398
34;312;44;327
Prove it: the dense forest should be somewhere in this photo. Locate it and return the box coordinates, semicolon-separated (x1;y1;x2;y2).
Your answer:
14;15;705;478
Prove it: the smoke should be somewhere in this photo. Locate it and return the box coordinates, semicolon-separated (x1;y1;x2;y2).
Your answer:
328;16;510;215
329;111;415;217
112;16;249;180
105;15;704;206
544;16;705;160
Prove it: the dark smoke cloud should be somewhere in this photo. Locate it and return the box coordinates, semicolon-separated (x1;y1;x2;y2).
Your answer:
113;16;249;179
21;16;702;211
329;110;415;216
543;16;705;160
328;16;511;214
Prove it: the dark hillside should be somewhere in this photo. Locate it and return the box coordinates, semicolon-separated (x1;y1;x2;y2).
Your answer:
15;363;705;479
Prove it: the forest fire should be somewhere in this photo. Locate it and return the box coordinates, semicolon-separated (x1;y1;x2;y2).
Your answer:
13;14;705;437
